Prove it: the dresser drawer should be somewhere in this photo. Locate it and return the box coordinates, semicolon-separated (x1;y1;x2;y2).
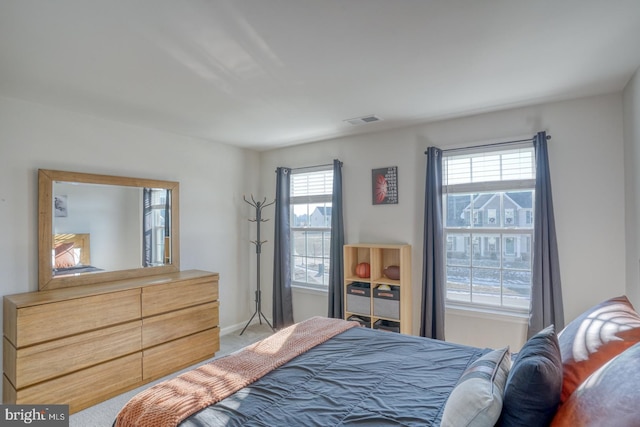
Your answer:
141;276;218;317
6;320;142;389
142;301;219;348
12;352;142;413
143;327;219;381
12;289;141;347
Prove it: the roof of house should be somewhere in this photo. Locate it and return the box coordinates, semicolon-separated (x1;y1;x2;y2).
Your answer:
505;192;533;209
460;191;533;211
314;207;332;216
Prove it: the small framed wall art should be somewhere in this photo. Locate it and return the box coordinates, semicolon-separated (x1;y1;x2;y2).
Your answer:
372;166;398;205
54;195;68;217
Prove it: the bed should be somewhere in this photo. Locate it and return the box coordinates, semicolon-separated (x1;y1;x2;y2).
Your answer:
114;317;490;426
114;296;640;427
52;233;103;276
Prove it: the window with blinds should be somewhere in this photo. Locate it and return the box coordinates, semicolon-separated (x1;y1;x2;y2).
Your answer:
290;167;333;289
443;145;535;312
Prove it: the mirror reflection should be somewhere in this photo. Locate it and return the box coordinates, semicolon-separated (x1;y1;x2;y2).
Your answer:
52;182;172;277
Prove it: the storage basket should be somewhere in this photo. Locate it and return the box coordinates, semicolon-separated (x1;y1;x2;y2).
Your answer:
346;282;371;315
373;319;400;333
373;285;400;320
347;314;371;328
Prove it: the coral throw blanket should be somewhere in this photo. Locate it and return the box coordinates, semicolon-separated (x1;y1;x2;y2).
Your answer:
114;316;357;427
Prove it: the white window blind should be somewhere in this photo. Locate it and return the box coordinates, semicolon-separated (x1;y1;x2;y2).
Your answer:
291;169;334;201
444;146;535;186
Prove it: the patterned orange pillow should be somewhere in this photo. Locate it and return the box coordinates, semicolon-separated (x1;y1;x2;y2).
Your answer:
551;342;640;426
557;296;640;402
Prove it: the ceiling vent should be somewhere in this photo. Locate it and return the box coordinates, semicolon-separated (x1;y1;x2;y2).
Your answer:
344;114;382;126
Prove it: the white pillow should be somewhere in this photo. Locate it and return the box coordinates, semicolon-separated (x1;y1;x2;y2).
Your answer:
441;347;511;427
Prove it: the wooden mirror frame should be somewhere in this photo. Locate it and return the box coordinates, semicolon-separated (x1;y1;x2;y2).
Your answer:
38;169;180;290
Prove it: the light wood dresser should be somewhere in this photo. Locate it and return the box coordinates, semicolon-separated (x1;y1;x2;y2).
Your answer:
3;269;219;413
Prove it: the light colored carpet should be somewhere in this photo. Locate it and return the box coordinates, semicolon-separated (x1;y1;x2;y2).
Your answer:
70;323;275;427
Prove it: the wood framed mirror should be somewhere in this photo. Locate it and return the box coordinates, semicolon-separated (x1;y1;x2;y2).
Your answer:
38;169;180;290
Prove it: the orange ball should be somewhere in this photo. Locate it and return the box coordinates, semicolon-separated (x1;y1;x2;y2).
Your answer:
355;262;370;278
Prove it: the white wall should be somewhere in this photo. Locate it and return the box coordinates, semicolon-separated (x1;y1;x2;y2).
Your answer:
0;97;261;394
624;67;640;308
259;93;627;351
0;88;633;394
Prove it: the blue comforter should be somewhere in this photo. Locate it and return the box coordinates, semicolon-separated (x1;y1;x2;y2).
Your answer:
180;326;487;426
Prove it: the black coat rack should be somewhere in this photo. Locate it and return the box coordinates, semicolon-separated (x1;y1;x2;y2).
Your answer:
240;195;276;335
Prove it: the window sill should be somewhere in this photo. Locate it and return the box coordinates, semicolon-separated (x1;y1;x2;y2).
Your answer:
446;302;529;324
292;284;328;297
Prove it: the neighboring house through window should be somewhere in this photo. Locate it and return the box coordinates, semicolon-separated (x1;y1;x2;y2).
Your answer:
290;167;333;289
443;145;535;312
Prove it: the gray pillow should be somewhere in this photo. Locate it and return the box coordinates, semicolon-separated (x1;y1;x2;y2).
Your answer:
441;347;511;427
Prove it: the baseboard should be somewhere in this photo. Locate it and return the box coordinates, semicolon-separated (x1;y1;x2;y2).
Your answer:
220;317;274;336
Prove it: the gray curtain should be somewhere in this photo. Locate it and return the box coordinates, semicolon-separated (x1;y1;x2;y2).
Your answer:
421;147;445;340
273;167;294;329
528;131;564;338
328;159;344;318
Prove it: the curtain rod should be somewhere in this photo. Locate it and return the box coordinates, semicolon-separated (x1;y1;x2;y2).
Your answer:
425;134;551;155
291;162;334;171
274;163;334;173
